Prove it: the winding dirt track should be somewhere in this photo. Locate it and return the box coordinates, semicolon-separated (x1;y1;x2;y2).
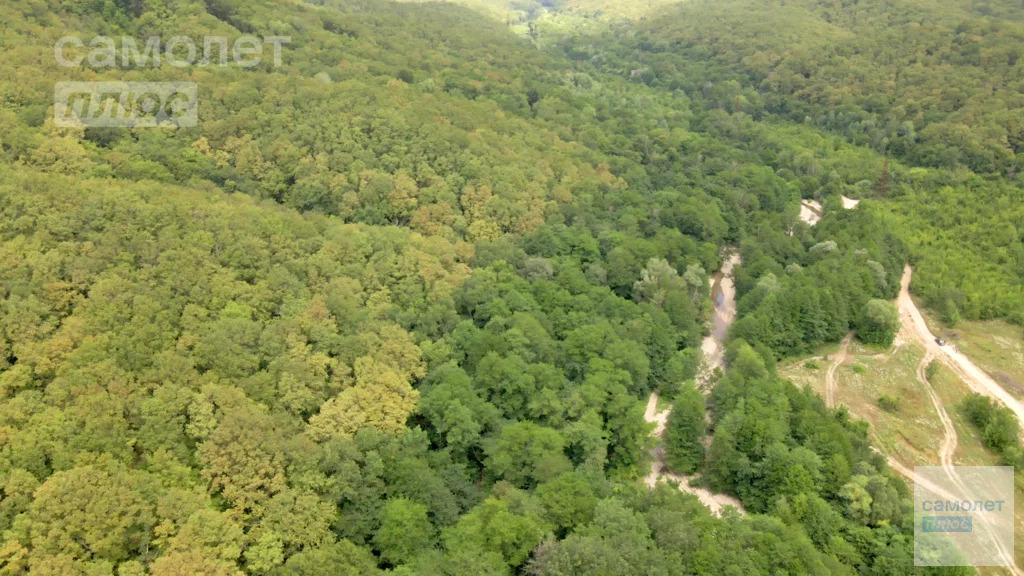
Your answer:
914;352;958;472
896;266;1022;572
811;260;1019;569
883;453;960;503
915;352;1020;572
754;201;1018;564
897;265;1024;432
824;333;853;409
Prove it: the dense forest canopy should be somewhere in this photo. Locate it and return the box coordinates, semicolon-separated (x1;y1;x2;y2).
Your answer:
0;0;1019;573
542;0;1024;322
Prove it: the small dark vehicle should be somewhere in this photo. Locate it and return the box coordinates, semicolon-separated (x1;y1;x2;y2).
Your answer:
935;337;946;346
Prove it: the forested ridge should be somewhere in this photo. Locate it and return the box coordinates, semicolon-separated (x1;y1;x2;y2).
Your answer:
0;0;1016;573
545;0;1024;323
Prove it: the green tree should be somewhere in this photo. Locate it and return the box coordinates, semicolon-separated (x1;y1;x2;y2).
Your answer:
535;472;598;534
13;464;158;567
442;497;547;568
373;498;436;565
485;422;571;488
663;383;707;474
270;540;380;576
855;299;900;346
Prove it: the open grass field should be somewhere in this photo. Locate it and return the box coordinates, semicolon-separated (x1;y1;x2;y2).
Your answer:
929;362;998;466
922;307;1024;404
781;340;943;465
782;330;1024;571
915;302;1024;568
932;362;1024;573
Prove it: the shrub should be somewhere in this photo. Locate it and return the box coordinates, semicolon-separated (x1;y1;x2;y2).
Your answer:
961;393;1021;456
878;395;900;412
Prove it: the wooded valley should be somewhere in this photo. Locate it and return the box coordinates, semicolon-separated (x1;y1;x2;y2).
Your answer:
0;0;1021;573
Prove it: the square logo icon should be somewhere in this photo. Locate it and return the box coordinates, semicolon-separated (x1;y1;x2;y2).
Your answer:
914;466;1014;566
54;81;198;128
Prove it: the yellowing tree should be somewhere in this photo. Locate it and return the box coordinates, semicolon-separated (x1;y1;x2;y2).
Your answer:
150;548;244;576
307;357;420;441
198;403;287;518
14;465;157;567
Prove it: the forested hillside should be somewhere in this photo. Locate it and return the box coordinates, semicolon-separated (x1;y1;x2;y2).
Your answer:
601;0;1024;174
0;0;1014;573
550;0;1024;324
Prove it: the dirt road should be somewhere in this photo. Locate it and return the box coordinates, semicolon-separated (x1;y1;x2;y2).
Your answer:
884;446;1019;571
895;265;1021;572
915;352;958;471
824;333;853;408
916;352;1019;571
644;253;746;516
644;391;669;437
897;265;1024;431
699;252;741;386
883;453;959;502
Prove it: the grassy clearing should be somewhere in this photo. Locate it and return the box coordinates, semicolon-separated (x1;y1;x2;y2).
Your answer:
929;364;1024;571
928;363;996;466
783;331;1024;570
779;353;826;391
836;341;941;466
921;307;1024;403
781;340;942;465
916;303;1024;567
